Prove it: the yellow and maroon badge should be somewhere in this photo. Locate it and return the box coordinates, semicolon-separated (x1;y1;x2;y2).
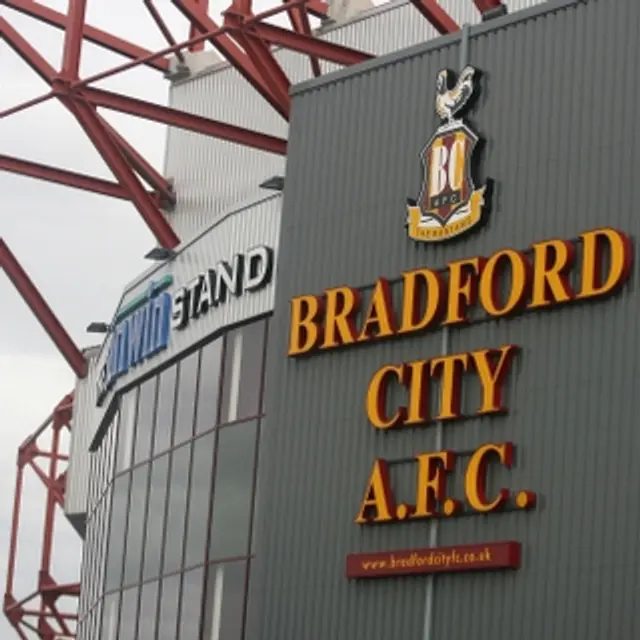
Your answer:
406;66;487;243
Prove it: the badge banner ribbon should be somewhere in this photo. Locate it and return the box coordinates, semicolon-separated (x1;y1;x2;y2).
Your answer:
407;186;486;242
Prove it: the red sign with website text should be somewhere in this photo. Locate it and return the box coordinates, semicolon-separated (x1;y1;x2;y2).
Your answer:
346;541;521;579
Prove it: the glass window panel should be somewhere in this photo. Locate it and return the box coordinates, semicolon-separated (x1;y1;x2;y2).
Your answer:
195;339;223;434
174;351;200;445
104;473;130;592
220;321;265;424
143;454;170;581
138;580;160;640
250;471;261;556
95;486;111;603
209;420;257;560
201;560;246;640
158;573;181;640
101;592;120;640
105;411;118;483
178;567;204;639
116;390;138;472
123;463;150;586
118;585;139;640
184;432;216;569
153;365;177;455
134;377;157;463
163;443;191;575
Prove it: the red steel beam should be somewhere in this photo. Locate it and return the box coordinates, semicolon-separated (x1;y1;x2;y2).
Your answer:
4;395;80;638
66;97;181;249
249;21;373;65
187;0;208;52
173;0;290;119
1;0;170;71
81;86;288;154
61;0;89;80
284;0;321;77
304;0;327;17
99;116;176;206
143;0;186;63
409;0;459;34
69;0;326;90
0;240;87;378
0;91;55;119
0;154;132;200
4;463;25;600
224;6;291;109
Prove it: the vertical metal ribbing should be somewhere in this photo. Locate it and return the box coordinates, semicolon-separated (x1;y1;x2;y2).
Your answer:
422;23;470;640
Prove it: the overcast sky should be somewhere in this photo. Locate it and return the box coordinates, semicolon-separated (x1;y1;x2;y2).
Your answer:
0;1;281;636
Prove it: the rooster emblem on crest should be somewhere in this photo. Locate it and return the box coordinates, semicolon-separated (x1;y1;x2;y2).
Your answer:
435;66;477;123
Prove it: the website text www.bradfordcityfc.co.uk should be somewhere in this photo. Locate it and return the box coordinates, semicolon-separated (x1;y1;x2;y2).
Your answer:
360;547;493;573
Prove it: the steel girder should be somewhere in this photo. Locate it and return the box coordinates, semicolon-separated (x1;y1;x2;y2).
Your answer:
3;393;80;640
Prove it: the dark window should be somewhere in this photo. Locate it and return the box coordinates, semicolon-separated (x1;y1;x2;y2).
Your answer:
100;592;120;639
116;390;137;472
195;339;223;434
184;432;216;569
122;464;149;586
209;420;257;560
220;321;265;424
157;573;181;640
137;579;159;640
201;560;247;640
134;377;157;463
142;454;170;581
153;365;177;455
174;351;200;445
163;443;191;575
104;473;130;592
178;567;205;639
250;471;261;556
117;585;139;640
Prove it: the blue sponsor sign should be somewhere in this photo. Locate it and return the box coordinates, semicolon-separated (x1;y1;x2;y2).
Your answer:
96;276;173;406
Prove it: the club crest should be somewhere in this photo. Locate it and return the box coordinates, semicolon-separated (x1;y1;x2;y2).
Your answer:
406;66;487;243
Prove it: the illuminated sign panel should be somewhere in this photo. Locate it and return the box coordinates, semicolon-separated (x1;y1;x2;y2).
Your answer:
97;245;274;407
287;226;633;578
97;277;173;406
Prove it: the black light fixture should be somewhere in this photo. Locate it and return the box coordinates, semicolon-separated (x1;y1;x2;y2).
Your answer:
144;246;176;261
259;175;285;192
480;3;507;21
86;322;111;334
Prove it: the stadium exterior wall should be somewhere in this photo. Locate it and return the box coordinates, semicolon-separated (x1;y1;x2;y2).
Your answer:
163;0;545;241
251;1;640;639
65;0;546;530
63;0;557;637
65;193;281;527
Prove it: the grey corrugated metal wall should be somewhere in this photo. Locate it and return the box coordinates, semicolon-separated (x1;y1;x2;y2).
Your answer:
165;0;546;241
254;1;640;639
